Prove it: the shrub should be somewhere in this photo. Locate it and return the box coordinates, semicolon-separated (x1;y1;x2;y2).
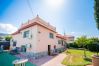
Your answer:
67;43;79;48
87;44;99;52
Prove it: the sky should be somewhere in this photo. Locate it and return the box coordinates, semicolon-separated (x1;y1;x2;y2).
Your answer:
0;0;98;37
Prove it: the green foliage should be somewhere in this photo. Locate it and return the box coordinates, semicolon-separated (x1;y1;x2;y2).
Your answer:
5;36;12;41
67;43;79;48
74;37;99;50
87;38;99;53
87;44;99;52
94;0;99;30
75;36;88;47
74;36;99;56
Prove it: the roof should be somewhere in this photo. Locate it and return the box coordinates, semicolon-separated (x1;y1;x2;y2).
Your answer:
56;34;66;40
64;35;74;38
56;34;74;40
12;15;56;35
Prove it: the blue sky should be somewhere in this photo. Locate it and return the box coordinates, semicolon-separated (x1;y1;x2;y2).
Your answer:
0;0;98;37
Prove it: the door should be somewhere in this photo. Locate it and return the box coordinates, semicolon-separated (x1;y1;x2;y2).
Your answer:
21;45;26;52
48;45;51;55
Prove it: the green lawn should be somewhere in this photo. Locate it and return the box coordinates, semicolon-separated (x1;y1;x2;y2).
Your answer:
62;49;95;66
0;52;36;66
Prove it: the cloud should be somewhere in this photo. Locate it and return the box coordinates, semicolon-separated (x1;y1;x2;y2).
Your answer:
0;23;17;34
71;32;75;34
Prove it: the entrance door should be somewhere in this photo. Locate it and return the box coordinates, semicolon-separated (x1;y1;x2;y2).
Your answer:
21;45;26;52
48;45;51;55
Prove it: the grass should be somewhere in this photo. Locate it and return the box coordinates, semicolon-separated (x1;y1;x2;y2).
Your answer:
62;49;95;66
0;52;36;66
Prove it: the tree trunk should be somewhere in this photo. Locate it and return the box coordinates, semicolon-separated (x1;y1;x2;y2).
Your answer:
84;48;86;58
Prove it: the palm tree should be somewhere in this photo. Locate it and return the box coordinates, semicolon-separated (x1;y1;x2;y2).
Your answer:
75;36;88;57
94;0;99;30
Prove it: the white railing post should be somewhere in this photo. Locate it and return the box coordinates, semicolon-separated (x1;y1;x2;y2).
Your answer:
13;59;28;66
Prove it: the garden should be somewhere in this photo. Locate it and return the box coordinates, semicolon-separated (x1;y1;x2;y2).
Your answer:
62;49;94;66
62;36;99;66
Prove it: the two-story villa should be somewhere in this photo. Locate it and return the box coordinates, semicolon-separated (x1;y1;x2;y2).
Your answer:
11;15;73;58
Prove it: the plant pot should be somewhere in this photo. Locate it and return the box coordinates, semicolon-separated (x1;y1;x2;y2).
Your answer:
92;55;99;66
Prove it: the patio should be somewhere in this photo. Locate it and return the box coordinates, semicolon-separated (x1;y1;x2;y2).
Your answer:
15;53;55;66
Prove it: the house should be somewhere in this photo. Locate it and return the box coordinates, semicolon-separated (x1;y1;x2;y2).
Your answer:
65;35;74;43
11;15;74;58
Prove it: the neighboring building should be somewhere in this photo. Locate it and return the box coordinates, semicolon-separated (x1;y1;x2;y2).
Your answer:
65;35;74;43
11;15;74;58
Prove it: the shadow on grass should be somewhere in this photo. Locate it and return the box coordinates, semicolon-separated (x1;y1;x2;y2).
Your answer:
84;57;92;62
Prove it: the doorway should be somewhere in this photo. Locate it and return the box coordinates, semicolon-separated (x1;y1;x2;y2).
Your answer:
21;45;26;52
48;45;51;55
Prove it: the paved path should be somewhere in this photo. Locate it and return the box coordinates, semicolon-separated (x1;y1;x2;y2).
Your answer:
41;53;66;66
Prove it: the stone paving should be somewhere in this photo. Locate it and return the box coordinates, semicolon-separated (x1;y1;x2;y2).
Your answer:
15;53;66;66
41;53;66;66
15;54;55;66
33;56;55;66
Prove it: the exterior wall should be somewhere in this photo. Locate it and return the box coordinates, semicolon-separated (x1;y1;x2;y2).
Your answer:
56;37;64;49
36;25;57;53
12;25;38;53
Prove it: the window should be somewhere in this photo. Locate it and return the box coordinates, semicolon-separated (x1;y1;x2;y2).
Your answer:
49;33;54;39
58;40;64;46
62;40;64;46
23;30;30;38
30;44;32;48
13;41;17;46
26;44;32;48
58;40;62;44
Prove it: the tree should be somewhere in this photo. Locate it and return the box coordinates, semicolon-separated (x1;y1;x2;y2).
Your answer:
94;0;99;30
75;36;88;57
94;0;99;56
87;37;99;55
75;36;88;47
75;36;99;56
5;36;12;41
